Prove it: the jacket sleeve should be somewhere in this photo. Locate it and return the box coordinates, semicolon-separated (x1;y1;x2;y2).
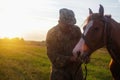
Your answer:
46;29;71;68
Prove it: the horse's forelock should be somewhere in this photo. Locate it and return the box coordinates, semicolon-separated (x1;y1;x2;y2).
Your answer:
83;13;103;32
91;13;103;20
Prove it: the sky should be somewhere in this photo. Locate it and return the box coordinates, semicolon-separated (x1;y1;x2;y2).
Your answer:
0;0;120;41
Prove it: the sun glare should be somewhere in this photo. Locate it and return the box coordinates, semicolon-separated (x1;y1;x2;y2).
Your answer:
1;34;17;39
0;29;22;39
0;33;21;39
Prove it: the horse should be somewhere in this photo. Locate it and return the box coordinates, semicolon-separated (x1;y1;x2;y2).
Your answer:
73;4;120;80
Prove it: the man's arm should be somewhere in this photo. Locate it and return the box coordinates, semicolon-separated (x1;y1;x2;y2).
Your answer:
46;29;74;68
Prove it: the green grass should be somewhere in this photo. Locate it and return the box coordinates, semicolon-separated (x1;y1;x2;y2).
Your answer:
83;49;112;80
0;42;112;80
0;43;50;80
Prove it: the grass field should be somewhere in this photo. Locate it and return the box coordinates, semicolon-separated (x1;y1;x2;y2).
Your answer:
0;41;112;80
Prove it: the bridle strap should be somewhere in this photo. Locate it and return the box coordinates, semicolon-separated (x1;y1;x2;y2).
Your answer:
81;34;94;51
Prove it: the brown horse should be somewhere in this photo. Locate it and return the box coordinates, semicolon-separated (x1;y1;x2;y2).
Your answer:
73;5;120;80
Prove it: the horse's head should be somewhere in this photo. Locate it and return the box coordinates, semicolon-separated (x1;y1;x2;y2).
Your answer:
73;5;108;61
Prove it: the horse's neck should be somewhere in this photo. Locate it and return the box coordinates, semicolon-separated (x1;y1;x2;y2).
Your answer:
107;19;120;62
110;19;120;47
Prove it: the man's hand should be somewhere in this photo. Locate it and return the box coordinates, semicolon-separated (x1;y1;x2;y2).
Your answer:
81;53;90;64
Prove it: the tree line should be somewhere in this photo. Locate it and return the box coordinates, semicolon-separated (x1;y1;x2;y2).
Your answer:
0;37;46;46
0;37;24;43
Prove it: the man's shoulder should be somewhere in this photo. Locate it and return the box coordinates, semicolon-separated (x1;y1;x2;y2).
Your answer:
47;26;58;34
46;25;60;42
47;25;60;38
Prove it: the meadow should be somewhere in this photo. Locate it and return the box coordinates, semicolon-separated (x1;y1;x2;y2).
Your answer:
0;40;112;80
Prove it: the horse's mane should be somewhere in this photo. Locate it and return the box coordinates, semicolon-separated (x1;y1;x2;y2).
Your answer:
107;15;120;28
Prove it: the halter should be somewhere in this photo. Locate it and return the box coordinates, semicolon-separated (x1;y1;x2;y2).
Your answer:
82;15;120;65
81;34;95;51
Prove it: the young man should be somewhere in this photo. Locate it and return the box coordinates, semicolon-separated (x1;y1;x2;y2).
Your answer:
46;8;83;80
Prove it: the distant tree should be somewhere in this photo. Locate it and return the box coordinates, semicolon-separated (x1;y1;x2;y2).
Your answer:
20;38;24;41
0;37;25;44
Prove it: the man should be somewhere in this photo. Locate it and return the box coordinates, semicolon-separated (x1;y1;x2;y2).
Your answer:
46;8;83;80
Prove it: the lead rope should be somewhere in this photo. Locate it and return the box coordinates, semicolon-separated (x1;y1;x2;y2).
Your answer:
74;62;88;80
80;53;88;80
83;63;88;80
74;53;88;80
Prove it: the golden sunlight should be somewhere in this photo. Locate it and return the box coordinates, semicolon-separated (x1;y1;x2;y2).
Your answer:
0;29;22;39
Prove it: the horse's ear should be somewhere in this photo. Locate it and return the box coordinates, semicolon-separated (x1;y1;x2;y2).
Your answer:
89;8;93;15
99;4;104;16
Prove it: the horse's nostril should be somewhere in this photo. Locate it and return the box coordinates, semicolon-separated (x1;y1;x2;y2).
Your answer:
77;51;81;57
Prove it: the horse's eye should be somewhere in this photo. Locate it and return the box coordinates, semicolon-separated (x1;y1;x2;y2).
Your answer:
93;27;99;31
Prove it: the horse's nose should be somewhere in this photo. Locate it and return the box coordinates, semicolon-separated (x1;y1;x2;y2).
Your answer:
83;44;89;51
73;49;81;58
